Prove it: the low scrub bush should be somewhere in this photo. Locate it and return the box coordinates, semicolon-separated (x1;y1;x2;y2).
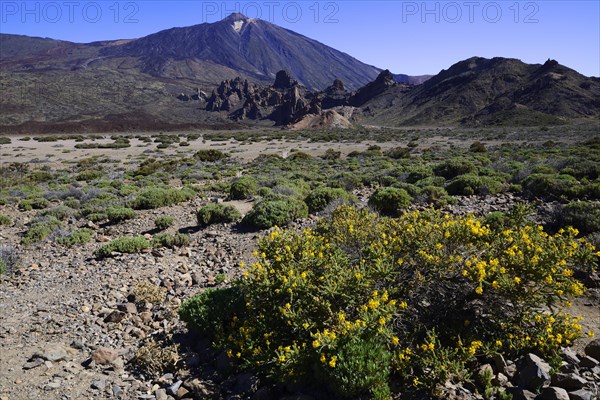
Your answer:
41;205;73;221
196;204;241;226
152;233;190;249
21;216;62;245
405;165;433;184
522;174;582;200
95;236;151;257
445;174;504;196
368;187;411;216
181;206;597;398
305;187;353;214
133;281;166;305
57;228;93;247
556;201;600;235
106;206;136;224
242;195;308;229
154;215;175;230
194;149;229;162
18;197;49;211
0;213;12;226
130;187;195;210
434;157;477;179
76;169;104;181
229;177;257;200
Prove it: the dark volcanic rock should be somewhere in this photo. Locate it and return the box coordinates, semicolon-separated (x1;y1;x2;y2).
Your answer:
350;69;397;106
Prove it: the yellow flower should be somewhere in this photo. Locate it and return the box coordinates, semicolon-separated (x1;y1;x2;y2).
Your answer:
320;353;326;363
378;316;386;325
588;331;595;338
514;277;521;284
328;356;337;368
428;342;435;351
475;286;483;295
392;336;400;346
495;340;502;347
312;339;321;349
399;301;408;309
491;281;499;289
355;272;363;280
278;354;286;363
239;261;245;268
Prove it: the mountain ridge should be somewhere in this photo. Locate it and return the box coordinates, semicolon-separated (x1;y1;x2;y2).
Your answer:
0;15;598;132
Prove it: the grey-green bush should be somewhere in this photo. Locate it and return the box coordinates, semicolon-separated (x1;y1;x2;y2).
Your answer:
229;177;257;200
242;196;308;229
368;188;411;216
95;236;151;257
197;204;241;226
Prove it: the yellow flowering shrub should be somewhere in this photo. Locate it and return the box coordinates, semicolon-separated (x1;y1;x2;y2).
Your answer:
180;205;597;398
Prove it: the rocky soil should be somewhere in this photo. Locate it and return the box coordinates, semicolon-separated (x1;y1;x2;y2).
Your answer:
1;193;599;400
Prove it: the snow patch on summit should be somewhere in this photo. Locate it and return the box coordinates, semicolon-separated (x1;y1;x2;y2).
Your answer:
232;20;244;33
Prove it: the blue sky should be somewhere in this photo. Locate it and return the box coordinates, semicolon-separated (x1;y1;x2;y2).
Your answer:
1;1;598;77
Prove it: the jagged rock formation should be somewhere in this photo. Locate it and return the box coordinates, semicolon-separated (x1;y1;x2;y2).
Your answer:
205;69;406;127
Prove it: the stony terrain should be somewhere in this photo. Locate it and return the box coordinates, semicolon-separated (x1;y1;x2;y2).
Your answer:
1;130;600;400
1;190;599;400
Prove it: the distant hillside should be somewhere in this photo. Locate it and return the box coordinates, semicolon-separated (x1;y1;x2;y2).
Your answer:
1;20;598;131
360;57;600;126
199;58;599;129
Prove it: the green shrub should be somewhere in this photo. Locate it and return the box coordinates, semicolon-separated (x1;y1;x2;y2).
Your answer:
321;149;341;160
76;169;103;181
557;201;600;235
445;174;504;196
18;197;49;211
368;187;411;216
420;185;454;207
305;187;353;214
41;205;73;221
405;165;433;184
522;174;581;200
57;228;94;247
385;146;410;159
154;215;175;230
0;137;11;145
180;287;244;336
106;206;136;223
229;177;257;200
21;217;62;245
287;151;312;161
469;141;487;153
0;214;12;226
194;149;229;162
86;213;107;223
95;236;151;257
196;204;241;226
242;196;308;229
152;233;190;249
434;157;477;179
181;206;597;398
130;187;195;210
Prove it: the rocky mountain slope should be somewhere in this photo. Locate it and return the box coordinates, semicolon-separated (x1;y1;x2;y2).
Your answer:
1;17;598;131
201;58;600;128
361;57;600;126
